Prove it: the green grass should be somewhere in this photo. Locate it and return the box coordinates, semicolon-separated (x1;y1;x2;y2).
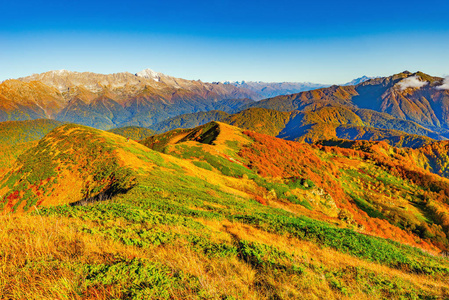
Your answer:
36;168;449;277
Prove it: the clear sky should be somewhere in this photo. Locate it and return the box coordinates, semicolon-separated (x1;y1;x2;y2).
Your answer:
1;0;448;84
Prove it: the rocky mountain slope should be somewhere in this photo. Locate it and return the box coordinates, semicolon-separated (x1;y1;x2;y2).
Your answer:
0;69;384;132
244;71;449;130
0;69;258;129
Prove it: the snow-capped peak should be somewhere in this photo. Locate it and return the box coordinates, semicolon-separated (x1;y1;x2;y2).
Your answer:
49;69;72;75
343;76;378;86
136;68;161;82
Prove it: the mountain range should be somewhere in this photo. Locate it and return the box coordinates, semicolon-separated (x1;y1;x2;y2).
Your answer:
0;69;257;129
243;71;449;130
145;71;449;147
221;76;375;99
0;69;379;131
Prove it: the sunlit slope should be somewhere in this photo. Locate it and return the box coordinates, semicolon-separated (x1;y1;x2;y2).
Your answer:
0;122;256;213
0;119;64;175
319;138;449;180
2;121;449;298
0;124;142;212
143;122;449;253
279;106;443;145
244;71;449;130
0;70;258;128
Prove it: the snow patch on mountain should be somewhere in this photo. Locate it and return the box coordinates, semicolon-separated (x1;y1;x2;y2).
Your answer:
343;76;378;86
136;68;161;82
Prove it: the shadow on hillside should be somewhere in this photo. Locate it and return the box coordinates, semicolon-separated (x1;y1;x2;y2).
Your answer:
69;185;134;207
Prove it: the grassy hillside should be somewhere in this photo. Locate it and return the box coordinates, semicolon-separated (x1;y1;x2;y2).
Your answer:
107;126;155;141
0;124;139;212
0;119;64;175
1;122;449;299
0;119;64;146
144;123;449;251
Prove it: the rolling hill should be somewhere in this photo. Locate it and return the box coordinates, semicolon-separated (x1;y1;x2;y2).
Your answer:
143;122;449;252
0;119;64;175
1;121;449;298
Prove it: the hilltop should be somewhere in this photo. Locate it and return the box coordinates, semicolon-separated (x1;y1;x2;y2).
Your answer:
0;124;140;212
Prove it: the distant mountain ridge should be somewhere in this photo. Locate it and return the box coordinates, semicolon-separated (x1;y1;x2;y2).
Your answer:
0;69;258;129
3;69;449;148
0;68;379;131
243;71;449;130
221;76;375;99
222;81;329;99
343;76;379;86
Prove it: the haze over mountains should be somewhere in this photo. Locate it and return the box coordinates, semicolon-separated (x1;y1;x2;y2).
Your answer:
222;81;329;98
221;76;376;99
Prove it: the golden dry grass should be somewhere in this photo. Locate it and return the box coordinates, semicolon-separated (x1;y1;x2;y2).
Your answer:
1;207;449;299
199;218;449;299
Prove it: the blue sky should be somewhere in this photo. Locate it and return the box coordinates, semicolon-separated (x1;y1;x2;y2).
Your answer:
1;0;448;84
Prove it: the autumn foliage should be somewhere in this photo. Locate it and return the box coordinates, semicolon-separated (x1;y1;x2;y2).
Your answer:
239;130;447;252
